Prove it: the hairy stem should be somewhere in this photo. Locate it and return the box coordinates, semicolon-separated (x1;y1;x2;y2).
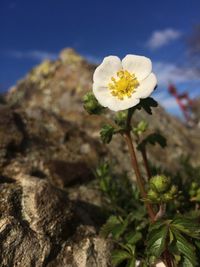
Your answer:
124;131;155;221
141;147;152;180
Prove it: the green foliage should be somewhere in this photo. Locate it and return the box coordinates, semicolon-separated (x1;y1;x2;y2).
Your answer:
96;163;148;266
147;217;200;266
132;121;148;136
136;97;158;115
96;161;200;266
83;92;104;114
115;110;128;128
100;124;115;144
147;221;168;257
137;133;167;151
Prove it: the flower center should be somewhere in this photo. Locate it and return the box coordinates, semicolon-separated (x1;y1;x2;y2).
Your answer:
108;70;139;100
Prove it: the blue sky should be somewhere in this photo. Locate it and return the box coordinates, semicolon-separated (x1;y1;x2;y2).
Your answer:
1;0;200;117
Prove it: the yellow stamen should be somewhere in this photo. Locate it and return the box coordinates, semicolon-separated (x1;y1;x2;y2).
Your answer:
108;70;139;100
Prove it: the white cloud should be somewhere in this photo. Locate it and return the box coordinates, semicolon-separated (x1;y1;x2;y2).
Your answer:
8;50;57;61
153;61;200;86
153;61;200;116
146;29;182;49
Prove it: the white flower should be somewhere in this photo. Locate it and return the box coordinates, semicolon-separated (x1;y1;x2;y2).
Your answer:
93;55;157;112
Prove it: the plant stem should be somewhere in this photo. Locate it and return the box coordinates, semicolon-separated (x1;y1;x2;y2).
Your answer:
124;131;155;222
141;147;152;180
163;250;173;267
154;203;166;221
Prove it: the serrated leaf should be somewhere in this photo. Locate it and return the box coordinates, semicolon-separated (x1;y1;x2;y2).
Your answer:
100;124;115;144
147;225;168;257
100;216;121;237
111;249;131;267
149;220;166;232
138;133;167;151
100;215;127;240
125;231;142;245
126;257;136;267
173;229;197;266
136;97;158;114
172;217;200;239
169;229;174;244
182;257;195;267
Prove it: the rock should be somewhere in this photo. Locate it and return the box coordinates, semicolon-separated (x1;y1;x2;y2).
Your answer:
0;174;111;267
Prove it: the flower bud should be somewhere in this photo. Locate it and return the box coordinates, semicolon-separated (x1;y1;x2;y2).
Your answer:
169;185;178;196
83;92;104;115
150;175;171;193
147;189;160;202
162;192;173;202
114;111;127;127
133;120;148;135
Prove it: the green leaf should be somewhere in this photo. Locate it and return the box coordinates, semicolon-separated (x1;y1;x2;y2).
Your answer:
172;217;200;239
100;215;127;240
138;133;167;151
147;224;168;257
126;257;136;267
111;249;131;267
83;92;104;114
100;216;120;237
136;97;158;114
173;229;197;266
148;220;166;232
182;257;195;267
100;124;115;144
114;110;128;127
125;231;142;245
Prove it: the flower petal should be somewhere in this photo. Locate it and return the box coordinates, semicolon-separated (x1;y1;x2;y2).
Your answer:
92;83;111;107
122;54;152;81
107;96;140;111
132;73;157;99
93;56;122;86
93;82;140;111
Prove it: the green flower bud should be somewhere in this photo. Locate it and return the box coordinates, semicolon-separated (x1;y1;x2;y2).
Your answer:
83;92;104;115
150;175;171;193
114;111;128;127
133;120;148;135
169;185;178;196
137;120;148;133
100;124;115;144
162;192;173;202
147;189;159;202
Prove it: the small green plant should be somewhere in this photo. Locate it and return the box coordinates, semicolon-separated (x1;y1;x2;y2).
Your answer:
83;54;200;266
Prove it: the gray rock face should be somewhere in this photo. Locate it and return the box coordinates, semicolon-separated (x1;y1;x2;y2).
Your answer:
0;174;111;267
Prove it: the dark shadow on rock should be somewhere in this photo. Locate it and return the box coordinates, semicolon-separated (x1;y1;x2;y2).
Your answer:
49;160;94;187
